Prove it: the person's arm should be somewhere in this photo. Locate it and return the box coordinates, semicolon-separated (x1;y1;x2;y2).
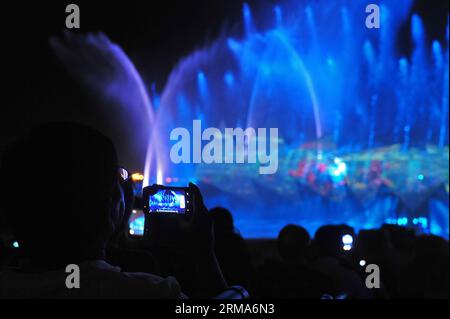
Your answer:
195;251;228;297
185;183;228;297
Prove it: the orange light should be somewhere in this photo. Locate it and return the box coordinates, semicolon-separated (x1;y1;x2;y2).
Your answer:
166;177;173;183
131;173;144;182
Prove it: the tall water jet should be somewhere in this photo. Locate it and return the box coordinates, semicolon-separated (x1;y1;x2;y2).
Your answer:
154;0;448;238
274;5;283;29
51;0;449;238
243;3;254;36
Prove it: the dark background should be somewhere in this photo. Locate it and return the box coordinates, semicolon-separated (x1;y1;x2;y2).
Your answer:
1;0;448;167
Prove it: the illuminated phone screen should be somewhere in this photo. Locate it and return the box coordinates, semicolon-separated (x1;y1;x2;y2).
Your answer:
128;209;145;237
149;189;187;214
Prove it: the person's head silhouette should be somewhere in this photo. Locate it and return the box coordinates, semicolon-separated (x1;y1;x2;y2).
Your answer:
0;122;124;271
277;225;310;263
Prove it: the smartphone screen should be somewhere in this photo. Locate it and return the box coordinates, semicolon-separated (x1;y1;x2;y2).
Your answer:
149;188;187;214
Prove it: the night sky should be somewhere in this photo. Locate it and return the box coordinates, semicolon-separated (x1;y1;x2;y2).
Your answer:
1;0;448;170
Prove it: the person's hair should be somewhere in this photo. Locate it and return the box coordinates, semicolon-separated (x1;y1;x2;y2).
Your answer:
0;122;120;268
277;224;310;262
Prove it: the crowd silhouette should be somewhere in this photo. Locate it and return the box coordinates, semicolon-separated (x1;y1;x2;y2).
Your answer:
0;122;448;299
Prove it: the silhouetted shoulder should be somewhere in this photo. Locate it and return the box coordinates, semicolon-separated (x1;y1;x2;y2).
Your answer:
0;260;185;299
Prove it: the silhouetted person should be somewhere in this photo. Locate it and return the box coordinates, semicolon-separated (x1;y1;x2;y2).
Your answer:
356;229;394;298
0;122;227;298
397;235;449;298
210;207;255;291
381;224;415;265
277;225;310;264
311;225;373;299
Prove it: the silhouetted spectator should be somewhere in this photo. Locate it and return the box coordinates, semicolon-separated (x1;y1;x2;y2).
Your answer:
0;123;227;298
277;225;310;264
311;225;373;299
381;224;415;264
397;235;449;298
356;229;394;298
258;224;333;299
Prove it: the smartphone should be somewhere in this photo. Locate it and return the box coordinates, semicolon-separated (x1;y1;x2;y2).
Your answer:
143;185;192;214
142;185;193;245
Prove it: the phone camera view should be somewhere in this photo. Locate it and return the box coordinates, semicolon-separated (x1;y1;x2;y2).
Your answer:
149;189;187;214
